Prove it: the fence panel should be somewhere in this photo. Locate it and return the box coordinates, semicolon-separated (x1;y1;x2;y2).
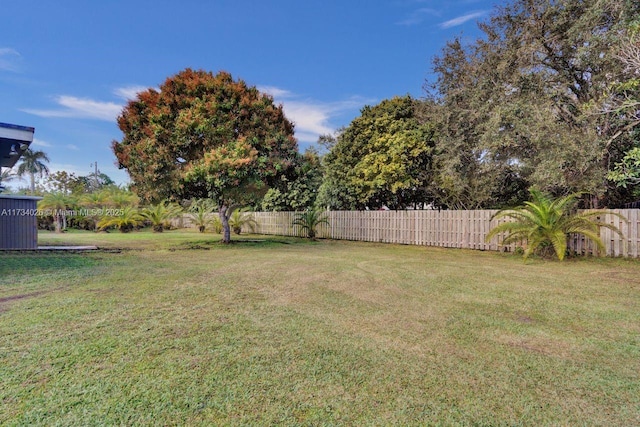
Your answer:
177;209;640;258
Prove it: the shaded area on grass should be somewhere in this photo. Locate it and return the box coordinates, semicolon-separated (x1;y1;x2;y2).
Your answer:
36;229;308;252
0;253;98;276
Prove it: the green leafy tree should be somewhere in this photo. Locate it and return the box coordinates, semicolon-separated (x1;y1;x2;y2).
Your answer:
45;171;87;195
608;147;640;189
16;149;50;195
486;189;625;260
261;148;323;211
77;172;115;193
292;209;329;239
429;0;640;208
140;202;183;232
604;20;640;197
112;68;298;243
318;96;437;210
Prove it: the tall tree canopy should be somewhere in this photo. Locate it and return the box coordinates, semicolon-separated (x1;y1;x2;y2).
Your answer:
113;68;298;242
317;96;437;210
261;148;323;211
429;0;640;208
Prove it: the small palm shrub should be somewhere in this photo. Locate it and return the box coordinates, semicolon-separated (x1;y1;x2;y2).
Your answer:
188;199;216;233
292;209;329;239
486;189;625;260
103;187;139;208
98;207;143;233
228;209;257;235
211;216;224;234
80;191;109;231
141;202;182;232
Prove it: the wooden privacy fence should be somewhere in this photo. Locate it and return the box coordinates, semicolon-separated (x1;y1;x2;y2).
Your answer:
247;209;640;258
175;209;640;257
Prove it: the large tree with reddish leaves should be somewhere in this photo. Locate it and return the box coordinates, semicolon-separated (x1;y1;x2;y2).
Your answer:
112;68;298;242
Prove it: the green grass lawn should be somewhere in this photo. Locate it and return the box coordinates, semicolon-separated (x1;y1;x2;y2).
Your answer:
1;230;639;425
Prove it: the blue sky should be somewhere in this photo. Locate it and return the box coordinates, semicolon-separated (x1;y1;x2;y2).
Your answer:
1;0;496;187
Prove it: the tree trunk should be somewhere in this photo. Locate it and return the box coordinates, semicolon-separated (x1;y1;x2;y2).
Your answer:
30;173;35;195
54;215;62;233
219;205;231;243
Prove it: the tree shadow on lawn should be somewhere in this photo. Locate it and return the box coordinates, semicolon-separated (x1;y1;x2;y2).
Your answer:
0;253;99;275
173;236;309;251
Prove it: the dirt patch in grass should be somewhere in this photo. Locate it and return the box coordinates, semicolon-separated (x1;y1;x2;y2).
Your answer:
0;290;48;304
0;289;58;313
492;333;578;359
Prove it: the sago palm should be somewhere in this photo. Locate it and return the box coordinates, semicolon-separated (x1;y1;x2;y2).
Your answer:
486;189;625;260
98;207;143;233
103;187;138;208
228;208;257;235
80;191;109;230
188;199;216;233
292;209;330;239
140;202;183;232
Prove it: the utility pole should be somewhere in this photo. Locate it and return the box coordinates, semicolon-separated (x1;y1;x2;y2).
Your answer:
90;162;99;189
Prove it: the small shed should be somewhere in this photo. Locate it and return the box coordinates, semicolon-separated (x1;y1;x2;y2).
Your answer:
0;122;37;250
0;195;42;249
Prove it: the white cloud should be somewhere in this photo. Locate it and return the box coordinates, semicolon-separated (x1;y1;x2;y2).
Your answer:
0;48;21;71
66;144;79;151
439;10;488;29
22;95;123;121
262;85;373;144
257;85;294;99
396;8;440;26
22;84;371;146
283;101;335;137
31;138;52;148
0;48;19;56
114;85;153;101
22;84;156;121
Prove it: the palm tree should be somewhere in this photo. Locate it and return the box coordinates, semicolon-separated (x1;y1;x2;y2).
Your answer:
485;189;626;260
292;209;330;239
140;202;183;232
187;199;216;233
39;192;76;233
16;149;50;195
228;208;257;235
211;215;223;234
0;168;17;191
103;187;138;208
80;191;110;230
98;206;144;233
